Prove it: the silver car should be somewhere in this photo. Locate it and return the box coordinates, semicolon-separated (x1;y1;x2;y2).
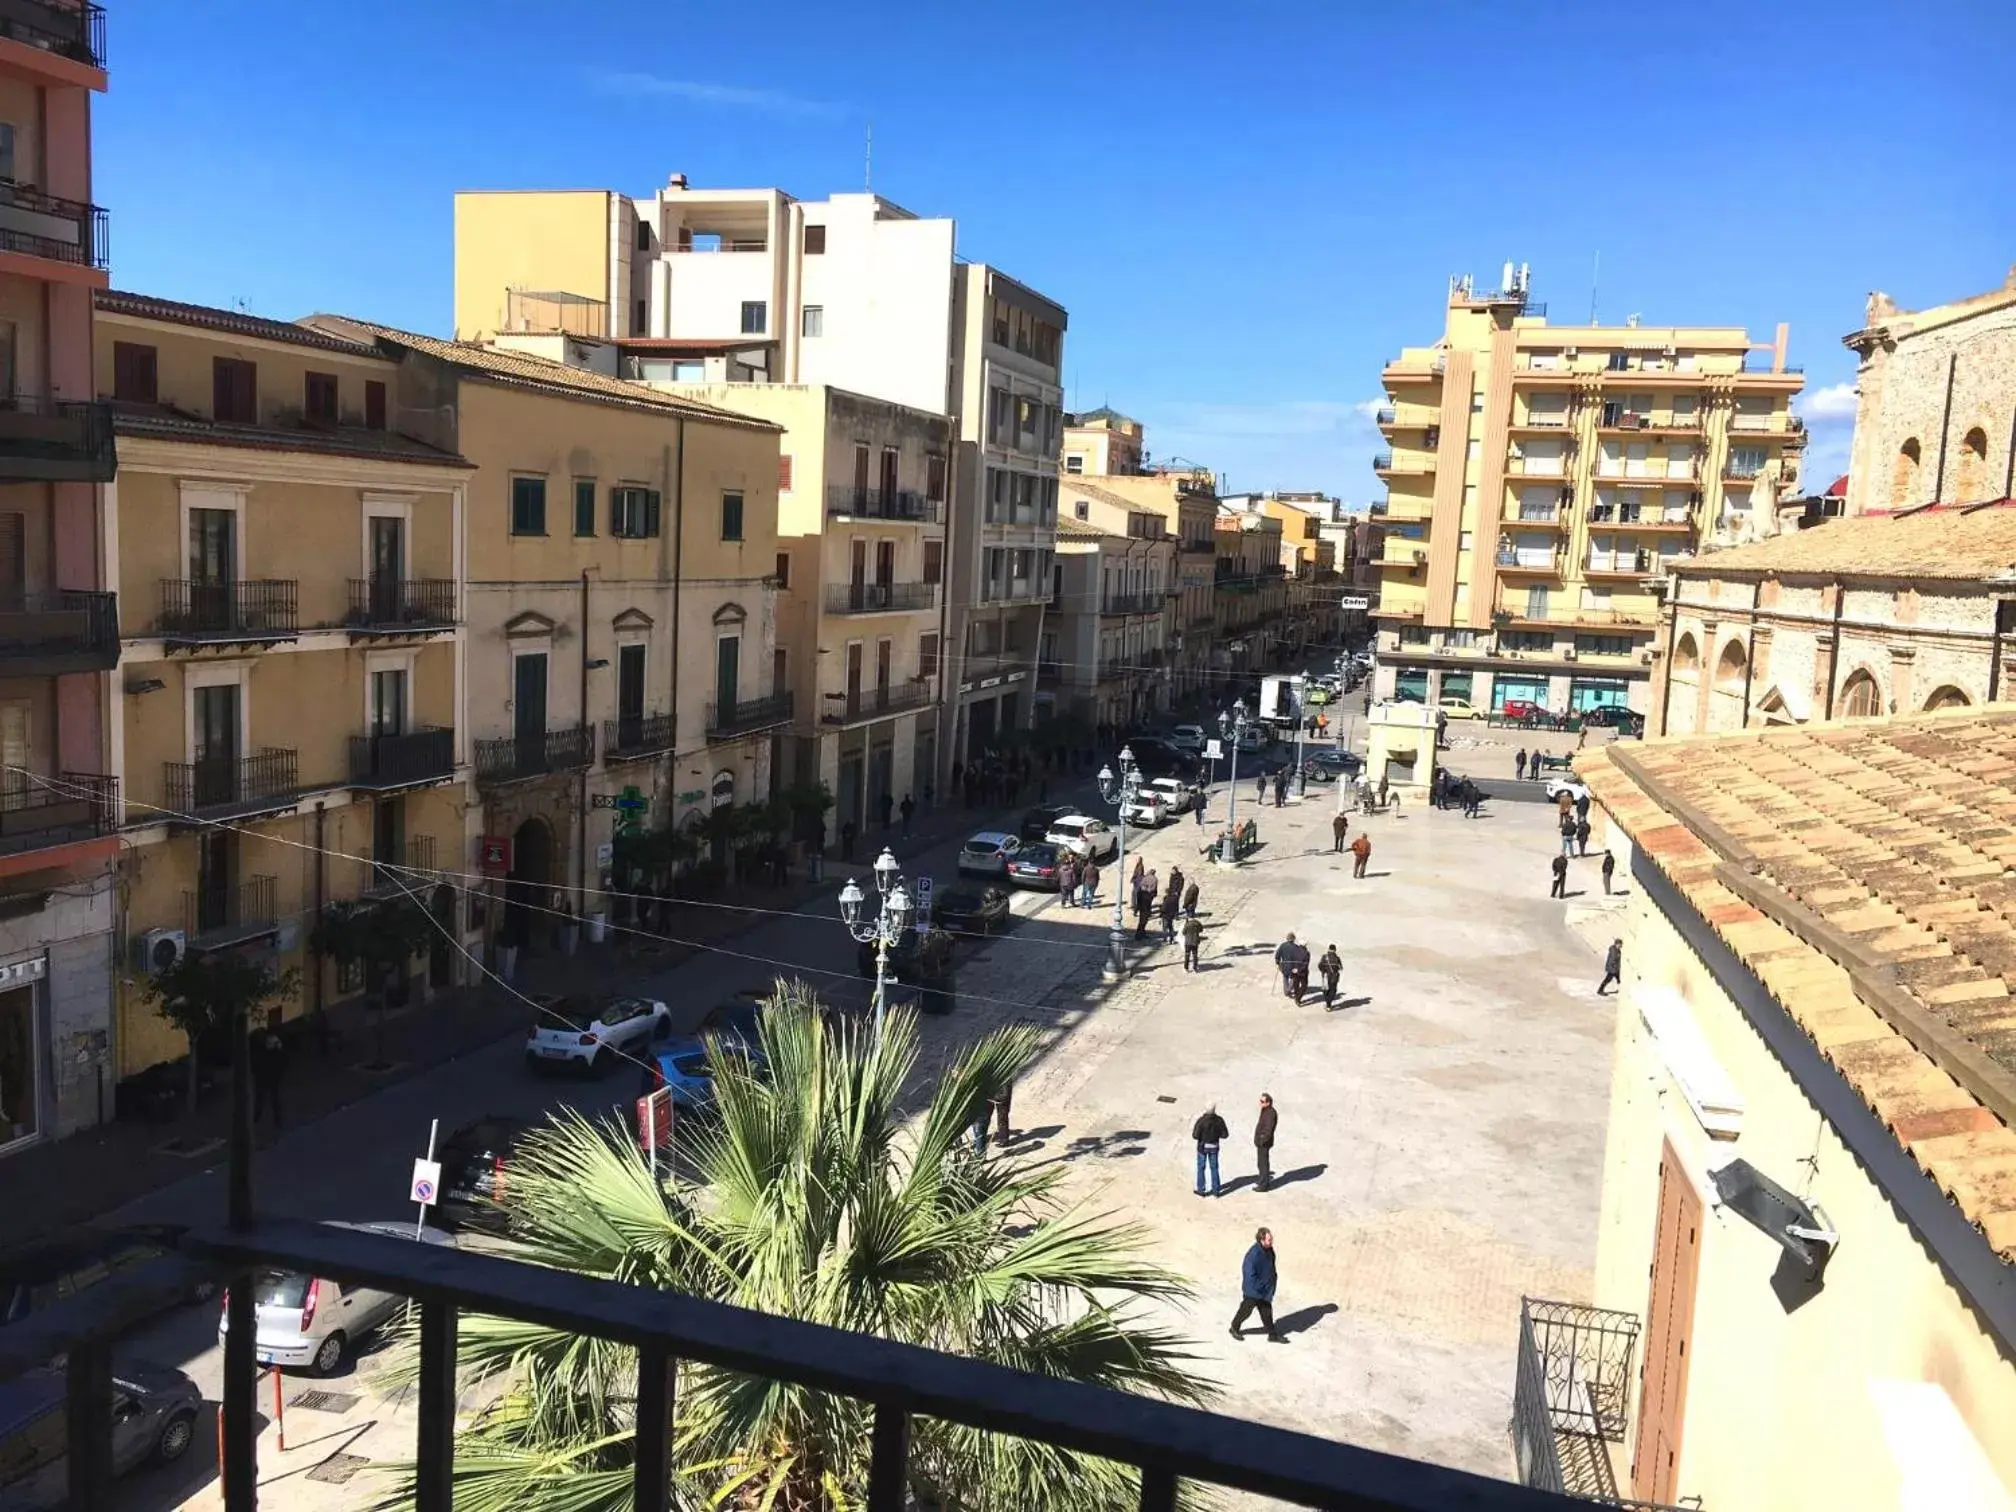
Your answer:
957;830;1022;876
219;1221;455;1374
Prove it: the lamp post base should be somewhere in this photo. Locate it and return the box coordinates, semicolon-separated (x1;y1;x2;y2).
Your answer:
1104;927;1128;981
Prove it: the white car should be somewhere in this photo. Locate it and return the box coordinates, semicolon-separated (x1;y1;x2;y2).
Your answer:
1168;724;1206;753
222;1222;456;1374
1145;776;1196;814
1045;814;1119;862
1121;791;1173;828
525;993;672;1075
1545;776;1589;804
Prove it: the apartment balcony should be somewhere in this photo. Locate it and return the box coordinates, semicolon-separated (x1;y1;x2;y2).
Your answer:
1181;538;1216;555
0;177;106;272
1373;405;1396;427
473;725;594;786
1101;591;1159;615
1507;412;1573;433
164;750;299;824
1597;410;1702;436
1379;352;1447;382
1584;552;1660;578
819;683;934;727
982;579;1050;606
603;712;675;763
345;578;457;636
347;727;455;790
182;874;278;950
1587;506;1696;532
824;484;943;525
1496;549;1565;577
1512;1298;1654;1505
706;690;794;741
1373;452;1433;477
824;581;939;615
361;834;438;899
0;0;106;71
1505;505;1571;532
1595;461;1697;483
1495;595;1656;629
0;394;114;481
0;770;114;857
157;580;298;645
0;589;116;673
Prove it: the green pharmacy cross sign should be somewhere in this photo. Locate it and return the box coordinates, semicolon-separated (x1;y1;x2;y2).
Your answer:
593;785;652;835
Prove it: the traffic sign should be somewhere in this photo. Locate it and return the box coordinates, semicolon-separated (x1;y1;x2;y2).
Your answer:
1204;739;1224;761
1339;595;1370;610
915;875;934;929
410;1158;442;1206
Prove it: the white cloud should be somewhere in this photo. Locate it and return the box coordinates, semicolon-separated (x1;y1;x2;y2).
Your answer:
1351;397;1387;423
588;70;844;117
1796;381;1858;421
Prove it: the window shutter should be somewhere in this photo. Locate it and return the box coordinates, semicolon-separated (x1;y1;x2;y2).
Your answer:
364;380;386;430
610;486;622;536
645;490;661;538
778;454;793;492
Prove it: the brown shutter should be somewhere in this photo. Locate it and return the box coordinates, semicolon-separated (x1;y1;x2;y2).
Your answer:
364;380;387;431
0;513;22;605
1631;1142;1701;1504
777;454;793;492
112;342;157;404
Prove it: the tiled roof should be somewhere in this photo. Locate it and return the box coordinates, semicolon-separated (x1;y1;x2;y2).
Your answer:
1061;479;1156;515
96;291;383;357
1676;501;2016;580
1055;517;1114;540
1579;709;2016;1262
301;317;781;432
110;404;470;468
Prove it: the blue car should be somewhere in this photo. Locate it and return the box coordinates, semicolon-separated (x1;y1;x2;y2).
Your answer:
641;1047;722;1113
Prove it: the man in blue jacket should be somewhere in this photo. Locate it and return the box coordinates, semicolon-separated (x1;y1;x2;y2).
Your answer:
1230;1227;1285;1342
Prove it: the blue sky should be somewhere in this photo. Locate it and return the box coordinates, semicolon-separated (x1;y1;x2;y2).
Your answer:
103;0;2013;500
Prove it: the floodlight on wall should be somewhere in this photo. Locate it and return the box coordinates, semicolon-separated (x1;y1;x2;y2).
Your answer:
1710;1157;1838;1280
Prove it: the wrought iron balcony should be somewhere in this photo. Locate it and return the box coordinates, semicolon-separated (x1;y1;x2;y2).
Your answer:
825;484;943;524
0;176;106;268
473;725;595;785
824;581;939;614
363;834;438;898
157;580;298;641
0;394;113;481
1102;591;1159;615
820;683;935;726
707;690;795;741
164;750;299;822
1511;1298;1673;1507
604;712;675;761
182;873;278;948
0;770;113;855
345;577;457;633
0;588;116;673
0;0;106;68
348;727;455;789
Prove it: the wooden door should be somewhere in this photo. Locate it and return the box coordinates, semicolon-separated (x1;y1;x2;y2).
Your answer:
1632;1141;1701;1503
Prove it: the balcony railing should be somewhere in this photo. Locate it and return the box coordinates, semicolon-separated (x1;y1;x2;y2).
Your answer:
1496;550;1564;574
348;727;455;789
157;580;298;640
1102;591;1159;615
603;712;675;761
1512;1298;1664;1506
182;873;278;947
707;690;795;740
473;725;595;785
0;176;106;268
164;750;299;821
0;588;116;672
0;394;114;481
0;770;113;855
345;577;457;632
0;0;106;67
820;683;935;725
1584;552;1658;576
1373;405;1396;425
824;581;939;614
1596;461;1697;482
825;484;943;524
363;833;438;898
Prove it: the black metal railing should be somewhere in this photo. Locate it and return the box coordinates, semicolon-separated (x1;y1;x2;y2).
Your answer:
0;770;113;854
706;690;794;740
604;712;675;760
158;579;298;639
182;873;277;944
1513;1298;1650;1505
364;833;437;896
825;484;943;524
0;394;114;481
0;588;116;670
345;577;457;631
164;750;298;818
0;175;106;267
1102;591;1158;615
0;0;105;67
348;727;455;788
473;725;595;784
824;581;939;614
820;684;935;725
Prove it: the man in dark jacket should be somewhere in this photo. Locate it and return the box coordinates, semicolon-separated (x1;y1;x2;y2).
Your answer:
249;1013;287;1127
1317;945;1342;1009
1331;811;1349;852
1159;879;1182;940
1182;913;1205;972
1182;879;1200;917
1272;770;1287;808
1601;851;1616;894
1272;933;1309;1001
1551;852;1569;899
1230;1227;1285;1342
1254;1093;1278;1190
1192;1105;1228;1196
1598;938;1623;996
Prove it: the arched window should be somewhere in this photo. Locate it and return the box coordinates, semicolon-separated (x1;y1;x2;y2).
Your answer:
1840;669;1884;718
1714;640;1747;692
1957;426;1990;502
1923;685;1971;711
1672;632;1701;677
1892;437;1922;508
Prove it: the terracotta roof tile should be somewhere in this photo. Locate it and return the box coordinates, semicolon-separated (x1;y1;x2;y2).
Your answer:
1678;500;2016;581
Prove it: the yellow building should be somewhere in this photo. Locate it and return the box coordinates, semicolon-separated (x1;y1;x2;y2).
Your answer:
1044;485;1178;727
1562;711;2016;1510
1215;506;1286;673
1061;407;1144;476
1372;269;1804;717
94;293;474;1078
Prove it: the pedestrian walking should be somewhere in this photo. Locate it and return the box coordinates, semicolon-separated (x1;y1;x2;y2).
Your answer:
1575;816;1591;857
900;794;916;837
1463;780;1482;819
970;1102;990;1156
1551;852;1569;899
1273;933;1309;1001
841;818;858;862
1193;786;1207;826
1229;1228;1285;1342
1557;789;1574;820
1349;831;1371;879
1318;944;1342;1009
1601;851;1616;895
993;1077;1015;1142
1132;855;1145;891
1133;867;1159;939
1598;938;1622;996
1273;771;1287;808
1193;1105;1229;1196
1081;858;1100;907
1182;878;1200;917
1515;748;1528;781
249;1013;286;1127
1159;881;1181;940
1575;791;1592;823
1254;1094;1278;1189
1057;854;1078;907
880;791;895;832
1560;812;1578;858
1182;913;1204;971
1256;770;1267;805
1332;811;1349;852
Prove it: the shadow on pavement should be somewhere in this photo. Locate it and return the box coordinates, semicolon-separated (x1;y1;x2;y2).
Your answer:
1272;1302;1340;1337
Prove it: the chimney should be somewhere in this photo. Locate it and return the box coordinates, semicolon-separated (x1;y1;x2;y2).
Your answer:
667;172;688;189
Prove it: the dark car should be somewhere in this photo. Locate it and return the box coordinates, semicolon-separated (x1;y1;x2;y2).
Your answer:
0;1226;209;1330
1583;706;1645;736
1309;748;1363;776
435;1115;533;1234
665;996;768;1059
1005;841;1067;890
934;883;1013;936
1120;738;1201;781
1018;804;1073;843
0;1360;201;1503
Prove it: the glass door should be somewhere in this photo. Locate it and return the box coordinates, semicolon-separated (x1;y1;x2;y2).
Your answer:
617;643;645;748
192;683;240;806
513;653;548;774
368;515;404;622
188;508;236;631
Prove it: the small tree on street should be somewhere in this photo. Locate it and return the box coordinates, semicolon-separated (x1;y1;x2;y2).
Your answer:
310;897;434;1063
144;950;299;1116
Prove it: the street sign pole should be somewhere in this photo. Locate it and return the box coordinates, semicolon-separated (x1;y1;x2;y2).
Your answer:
413;1119;440;1240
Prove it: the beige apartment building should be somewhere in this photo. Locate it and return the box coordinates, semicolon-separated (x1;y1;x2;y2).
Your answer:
1225;491;1341;651
1043;486;1177;728
94;294;473;1082
1372;269;1804;716
1061;406;1145;476
1215;507;1287;674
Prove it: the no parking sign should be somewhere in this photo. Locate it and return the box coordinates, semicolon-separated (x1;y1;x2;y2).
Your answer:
410;1157;442;1207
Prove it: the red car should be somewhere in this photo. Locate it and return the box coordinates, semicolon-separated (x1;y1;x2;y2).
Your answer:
1500;699;1545;722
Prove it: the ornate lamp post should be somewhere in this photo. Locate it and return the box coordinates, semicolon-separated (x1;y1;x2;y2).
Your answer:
837;846;913;1040
1218;702;1249;865
1094;746;1142;980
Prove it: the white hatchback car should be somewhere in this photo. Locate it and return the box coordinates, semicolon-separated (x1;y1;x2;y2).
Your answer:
1545;776;1590;804
1145;776;1196;814
524;994;672;1076
1121;791;1172;828
1045;814;1119;862
221;1222;456;1375
1168;724;1206;753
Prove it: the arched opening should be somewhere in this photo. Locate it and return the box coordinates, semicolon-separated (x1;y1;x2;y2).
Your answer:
1672;633;1701;678
1923;684;1971;712
1891;438;1922;508
1840;669;1884;718
504;815;555;951
1709;640;1748;732
1714;640;1747;692
1957;426;1990;503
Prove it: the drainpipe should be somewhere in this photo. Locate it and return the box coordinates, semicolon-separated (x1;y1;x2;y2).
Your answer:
310;802;325;1023
2002;405;2016;499
1738;577;1761;727
1931;354;1957;502
1822;578;1845;719
578;568;590;915
1658;581;1681;737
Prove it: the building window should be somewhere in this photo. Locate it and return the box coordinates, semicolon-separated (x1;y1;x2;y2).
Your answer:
574;479;596;537
364;380;387;431
511;476;547;536
112;341;157;404
919;632;939;679
802;305;824;338
740;301;767;335
778;454;793;493
1958;426;1990;501
304;371;338;424
0;123;13;183
923;539;943;584
633;299;648;336
774;552;790;588
721;490;745;541
1840;669;1883;718
1728;446;1768;479
1924;685;1970;711
1399;624;1429;646
1074;499;1089;520
212;357;256;423
1575;634;1634;657
611;487;662;538
803;223;826;255
1065;455;1084;473
925;454;946;503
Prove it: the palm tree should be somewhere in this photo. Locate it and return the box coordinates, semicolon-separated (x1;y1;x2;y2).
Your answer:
379;986;1211;1512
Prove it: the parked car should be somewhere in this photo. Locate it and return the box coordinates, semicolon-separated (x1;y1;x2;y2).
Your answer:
219;1221;456;1375
1499;698;1545;723
1545;776;1590;803
1308;748;1363;776
524;994;672;1076
1005;841;1067;890
1018;804;1073;843
1121;790;1173;827
664;995;768;1058
435;1115;532;1235
1438;696;1485;720
0;1361;201;1504
1045;814;1119;862
1145;776;1196;814
0;1225;210;1331
957;830;1023;876
934;883;1013;937
1235;723;1268;751
1167;724;1207;753
1583;706;1645;736
1119;738;1202;780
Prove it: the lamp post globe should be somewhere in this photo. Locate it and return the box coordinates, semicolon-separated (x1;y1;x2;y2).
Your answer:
1093;745;1139;981
837;877;864;928
872;846;900;897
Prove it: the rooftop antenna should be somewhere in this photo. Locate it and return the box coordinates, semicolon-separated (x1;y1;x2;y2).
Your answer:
864;121;872;192
1589;250;1600;326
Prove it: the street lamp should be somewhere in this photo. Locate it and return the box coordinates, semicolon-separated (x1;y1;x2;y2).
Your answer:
838;847;914;1040
1218;702;1249;865
1094;746;1142;980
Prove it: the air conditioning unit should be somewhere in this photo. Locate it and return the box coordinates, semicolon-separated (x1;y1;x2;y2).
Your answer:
1411;550;1427;565
1640;651;1654;664
1563;346;1580;359
133;927;186;975
1563;648;1578;661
